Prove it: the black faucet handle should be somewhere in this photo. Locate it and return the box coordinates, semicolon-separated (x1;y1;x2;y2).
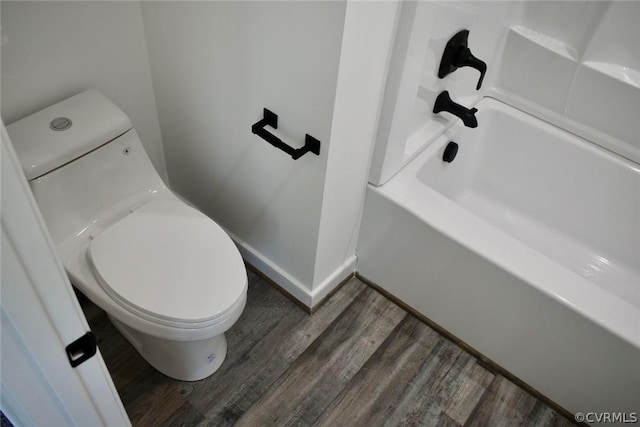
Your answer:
454;47;486;90
438;29;487;90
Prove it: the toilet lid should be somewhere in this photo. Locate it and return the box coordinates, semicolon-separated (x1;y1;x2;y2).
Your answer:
88;198;246;325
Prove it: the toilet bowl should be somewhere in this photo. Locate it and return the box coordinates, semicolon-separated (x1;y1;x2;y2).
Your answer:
7;90;247;381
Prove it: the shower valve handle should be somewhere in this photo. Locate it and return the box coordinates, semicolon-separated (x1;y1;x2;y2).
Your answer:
438;29;487;90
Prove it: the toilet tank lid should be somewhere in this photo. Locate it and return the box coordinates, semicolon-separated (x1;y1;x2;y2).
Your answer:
6;89;133;180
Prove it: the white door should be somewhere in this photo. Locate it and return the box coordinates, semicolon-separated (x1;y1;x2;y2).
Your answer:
1;124;130;426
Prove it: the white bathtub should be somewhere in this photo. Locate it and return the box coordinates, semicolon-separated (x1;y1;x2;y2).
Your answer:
358;98;640;417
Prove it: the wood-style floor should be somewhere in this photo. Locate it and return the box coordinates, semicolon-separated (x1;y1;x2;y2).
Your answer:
83;269;574;426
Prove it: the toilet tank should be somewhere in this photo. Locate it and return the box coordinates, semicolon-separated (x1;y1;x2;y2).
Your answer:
8;89;133;180
7;90;167;246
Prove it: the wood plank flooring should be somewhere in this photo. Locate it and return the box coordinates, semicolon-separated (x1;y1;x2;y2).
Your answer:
83;269;574;426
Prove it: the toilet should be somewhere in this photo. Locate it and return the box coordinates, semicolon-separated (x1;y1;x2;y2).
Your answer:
7;90;248;381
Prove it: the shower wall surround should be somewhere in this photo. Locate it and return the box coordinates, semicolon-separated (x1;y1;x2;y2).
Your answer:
370;1;640;186
369;1;507;185
495;1;640;166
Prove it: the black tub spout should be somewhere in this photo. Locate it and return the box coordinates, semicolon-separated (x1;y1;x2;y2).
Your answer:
433;91;478;128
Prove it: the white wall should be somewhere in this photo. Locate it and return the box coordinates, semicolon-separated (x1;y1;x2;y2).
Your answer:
0;1;167;181
1;0;399;307
141;1;396;305
313;1;399;292
141;1;345;301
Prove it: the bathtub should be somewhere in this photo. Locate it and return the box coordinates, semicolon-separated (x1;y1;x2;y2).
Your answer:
357;98;640;417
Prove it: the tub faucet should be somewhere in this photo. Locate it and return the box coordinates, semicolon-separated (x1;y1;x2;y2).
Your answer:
433;91;478;128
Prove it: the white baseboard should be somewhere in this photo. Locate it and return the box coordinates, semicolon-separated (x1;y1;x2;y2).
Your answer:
308;255;357;307
227;231;356;309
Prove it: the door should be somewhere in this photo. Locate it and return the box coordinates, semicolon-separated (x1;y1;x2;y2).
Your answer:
1;124;130;426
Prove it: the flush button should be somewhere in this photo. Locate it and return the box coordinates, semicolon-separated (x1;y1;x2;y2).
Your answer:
50;117;72;131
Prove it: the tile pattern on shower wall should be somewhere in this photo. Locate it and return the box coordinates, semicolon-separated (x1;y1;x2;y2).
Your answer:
84;271;573;426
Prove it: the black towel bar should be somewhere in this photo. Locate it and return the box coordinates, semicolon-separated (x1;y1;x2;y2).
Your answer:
251;108;320;160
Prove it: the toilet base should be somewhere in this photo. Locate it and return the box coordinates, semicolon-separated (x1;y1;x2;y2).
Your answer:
108;315;227;381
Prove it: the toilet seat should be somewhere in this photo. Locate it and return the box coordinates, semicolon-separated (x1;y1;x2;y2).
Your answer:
88;198;246;328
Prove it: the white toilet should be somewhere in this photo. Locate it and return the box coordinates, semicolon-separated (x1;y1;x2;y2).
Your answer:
7;90;248;381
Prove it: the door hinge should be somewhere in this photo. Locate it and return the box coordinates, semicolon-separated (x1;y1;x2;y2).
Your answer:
66;332;97;368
